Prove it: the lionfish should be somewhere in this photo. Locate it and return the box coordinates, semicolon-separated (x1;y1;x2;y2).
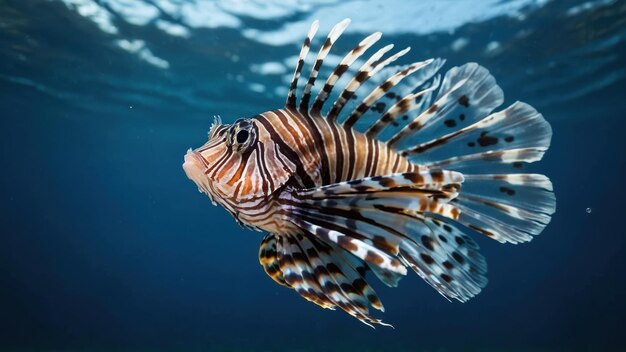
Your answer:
183;19;555;327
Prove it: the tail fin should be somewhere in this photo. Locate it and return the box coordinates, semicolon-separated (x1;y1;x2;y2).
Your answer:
392;63;555;243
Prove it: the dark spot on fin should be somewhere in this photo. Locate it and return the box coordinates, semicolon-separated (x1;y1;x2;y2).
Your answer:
420;253;435;265
477;131;498;147
444;119;457;128
421;235;435;251
458;95;470;107
441;273;453;282
452;252;464;264
499;186;516;196
373;102;386;113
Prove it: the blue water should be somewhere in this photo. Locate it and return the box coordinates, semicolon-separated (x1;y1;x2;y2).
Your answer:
1;0;625;351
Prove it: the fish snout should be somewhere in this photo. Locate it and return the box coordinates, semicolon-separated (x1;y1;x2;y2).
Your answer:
183;149;212;196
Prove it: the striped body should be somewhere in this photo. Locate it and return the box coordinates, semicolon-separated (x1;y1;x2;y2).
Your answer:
257;108;419;187
187;107;419;235
183;18;555;327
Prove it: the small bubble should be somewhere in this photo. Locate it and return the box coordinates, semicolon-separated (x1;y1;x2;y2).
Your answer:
129;105;133;109
586;207;592;214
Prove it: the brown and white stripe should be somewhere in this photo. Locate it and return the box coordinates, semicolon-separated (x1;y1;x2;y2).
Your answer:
185;18;555;328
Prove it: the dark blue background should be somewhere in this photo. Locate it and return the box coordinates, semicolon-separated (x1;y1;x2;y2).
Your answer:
1;1;625;351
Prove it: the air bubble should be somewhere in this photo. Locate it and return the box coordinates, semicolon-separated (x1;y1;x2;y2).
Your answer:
586;207;592;214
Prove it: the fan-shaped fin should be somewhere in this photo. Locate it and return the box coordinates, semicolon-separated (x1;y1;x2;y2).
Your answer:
279;170;490;305
453;173;556;244
388;63;504;150
377;65;555;244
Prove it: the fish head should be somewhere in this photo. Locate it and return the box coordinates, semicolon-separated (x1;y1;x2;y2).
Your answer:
183;116;294;207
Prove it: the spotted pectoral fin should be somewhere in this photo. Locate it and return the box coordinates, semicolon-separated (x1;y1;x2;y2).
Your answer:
381;64;555;243
380;63;555;243
287;170;465;277
387;63;504;153
259;232;390;327
453;173;556;244
282;170;489;303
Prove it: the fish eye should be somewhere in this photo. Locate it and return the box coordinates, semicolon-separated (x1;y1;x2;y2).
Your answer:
236;129;249;144
229;119;256;152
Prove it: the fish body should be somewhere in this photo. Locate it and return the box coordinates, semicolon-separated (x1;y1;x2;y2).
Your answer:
183;19;555;327
185;107;419;233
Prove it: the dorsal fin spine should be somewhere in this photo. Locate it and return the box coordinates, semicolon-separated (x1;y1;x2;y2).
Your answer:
286;20;319;109
343;58;434;128
324;44;396;122
298;19;351;114
310;31;382;117
331;46;411;124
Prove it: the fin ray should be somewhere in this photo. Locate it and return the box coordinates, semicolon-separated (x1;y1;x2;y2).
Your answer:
310;31;382;116
286;20;319;109
260;232;390;326
327;45;408;121
453;174;556;243
388;63;504;150
342;59;444;128
281;171;489;303
299;18;351;113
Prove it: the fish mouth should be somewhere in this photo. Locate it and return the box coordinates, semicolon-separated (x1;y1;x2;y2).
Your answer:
184;148;209;168
183;148;216;203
